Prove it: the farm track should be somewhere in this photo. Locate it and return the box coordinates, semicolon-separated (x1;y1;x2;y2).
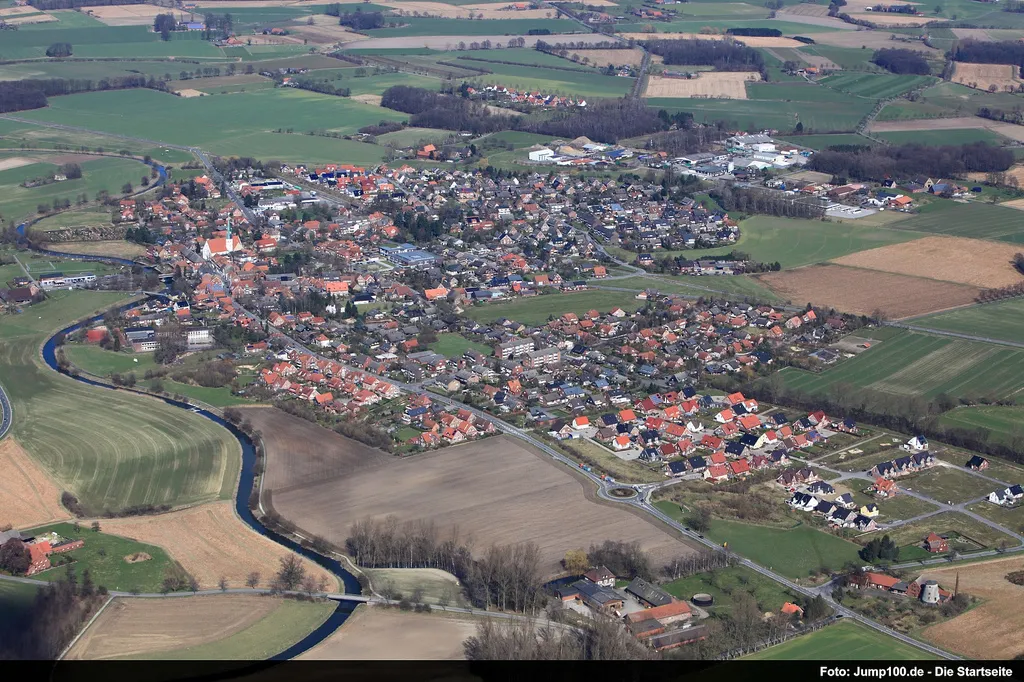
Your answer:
9;115;1021;661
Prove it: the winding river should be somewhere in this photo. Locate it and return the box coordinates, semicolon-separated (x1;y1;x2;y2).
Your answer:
39;301;361;659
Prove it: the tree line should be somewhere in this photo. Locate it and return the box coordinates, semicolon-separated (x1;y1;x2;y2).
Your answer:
332;8;387;31
872;48;930;75
807;141;1014;181
710;184;827;219
464;616;655;660
287;78;351;98
977;106;1024;126
645;38;766;75
950;39;1024;67
346;516;544;613
0;75;167;114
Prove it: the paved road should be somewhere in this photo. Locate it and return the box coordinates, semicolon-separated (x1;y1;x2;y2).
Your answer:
0;379;11;441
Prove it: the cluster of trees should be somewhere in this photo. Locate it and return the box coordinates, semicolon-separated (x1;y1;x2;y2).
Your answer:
645;39;766;75
710;184;827;219
1015;253;1024;276
382;85;520;135
661;549;730;581
859;535;900;563
977;106;1024;126
153;13;177;40
288;78;351;97
871;48;930;75
975;280;1024;303
528;98;666;144
0;81;48;113
807;141;1014;181
358;120;404;136
335;9;386;31
951;39;1024;67
167;359;236;389
726;27;781;37
587;540;654;581
0;75;168;114
0;537;30;575
45;42;72;57
201;13;233;41
347;516;545;612
464;616;656;660
640;124;728;157
0;569;108;659
124;224;156;244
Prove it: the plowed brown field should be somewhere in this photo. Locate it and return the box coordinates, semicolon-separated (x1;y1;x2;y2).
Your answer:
0;438;67;530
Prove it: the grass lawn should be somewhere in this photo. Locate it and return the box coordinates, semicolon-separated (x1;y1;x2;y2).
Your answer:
130;599;337;660
0;291;240;514
909;298;1024;345
746;620;936;660
465;291;645;325
64;344;158;376
883;512;1016;550
428;332;492;358
30;208;114;233
900;467;996;505
25;522;175;594
777;330;1024;404
365;567;466;606
877;494;940;521
704;519;863;579
663;565;798;613
653;499;686;523
558;437;666;484
692;215;921;269
936;407;1024;452
965;501;1024;535
604;274;782;302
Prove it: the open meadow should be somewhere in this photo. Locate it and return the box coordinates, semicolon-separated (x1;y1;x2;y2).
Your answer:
704;519;862;580
66;595;336;660
918;556;1024;659
777;329;1024;403
0;291;240;514
746;620;934;660
882;202;1024;243
254;416;696;577
465;290;646;325
100;501;336;590
299;605;475;660
937;406;1024;449
757;264;982;319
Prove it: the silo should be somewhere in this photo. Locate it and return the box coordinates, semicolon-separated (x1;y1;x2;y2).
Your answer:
921;580;940;604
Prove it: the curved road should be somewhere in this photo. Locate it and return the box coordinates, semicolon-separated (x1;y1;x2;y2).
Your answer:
0;381;11;440
3;113;983;660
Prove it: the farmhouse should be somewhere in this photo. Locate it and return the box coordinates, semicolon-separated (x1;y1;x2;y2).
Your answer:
924;532;948;554
966;456;989;471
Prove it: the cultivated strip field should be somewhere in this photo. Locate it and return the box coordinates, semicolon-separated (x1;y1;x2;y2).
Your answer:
868;116;1024;142
747;620;933;660
911;297;1024;344
0;438;66;530
569;48;661;68
757;264;981;318
951;62;1023;92
264;433;695;577
100;500;336;590
830;235;1024;288
66;595;335;660
644;72;760;99
299;605;476;660
376;0;553;19
86;4;169;25
883;202;1024;242
849;13;933;25
621;33;807;48
919;556;1024;659
46;241;147;259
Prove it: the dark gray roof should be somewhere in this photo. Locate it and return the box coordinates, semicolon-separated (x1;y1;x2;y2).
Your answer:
625;577;673;607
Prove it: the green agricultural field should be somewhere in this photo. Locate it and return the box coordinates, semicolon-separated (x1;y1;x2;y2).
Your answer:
128;599;337;660
746;620;935;660
0;291;240;514
777;330;1024;404
800;46;878;71
874;99;954;121
0;155;150;223
887;202;1024;242
873;129;1009;146
30;209;114;233
908;299;1024;344
746;83;868;104
376;127;455;148
463;61;634;98
465;290;646;325
937;406;1024;450
339;71;442;96
778;133;875;149
646;96;873;134
25;522;175;593
820;73;936;99
457;49;602;70
605;273;782;302
694;215;921;269
18;88;403;164
620;19;842;33
428;332;492;358
663;565;798;613
364;17;580;36
477;130;555;149
704;519;863;579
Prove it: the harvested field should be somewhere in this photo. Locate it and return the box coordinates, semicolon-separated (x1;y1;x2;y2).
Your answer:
868;115;1024;142
0;439;66;530
292;18;368;43
621;32;806;47
351;94;383;106
87;4;168;25
919;556;1024;660
952;62;1023;92
757;264;982;318
830;235;1024;288
377;0;553;19
264;432;696;577
849;13;933;25
5;13;57;24
0;156;36;172
100;500;337;591
644;72;760;99
341;33;609;50
299;605;476;660
66;595;280;660
169;74;271;93
47;241;147;259
175;89;206;98
780;3;831;17
567;48;661;68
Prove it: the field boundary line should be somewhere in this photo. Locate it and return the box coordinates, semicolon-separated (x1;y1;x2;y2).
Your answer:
59;594;114;660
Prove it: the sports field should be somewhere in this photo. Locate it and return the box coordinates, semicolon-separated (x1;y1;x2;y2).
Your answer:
704;519;862;579
886;202;1024;243
66;596;336;660
777;330;1024;403
696;215;921;269
746;620;935;660
0;291;240;514
909;298;1024;344
18;89;403;164
465;291;645;325
25;521;176;593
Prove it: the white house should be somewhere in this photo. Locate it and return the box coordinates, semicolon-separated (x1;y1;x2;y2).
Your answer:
988;485;1024;506
901;435;928;452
